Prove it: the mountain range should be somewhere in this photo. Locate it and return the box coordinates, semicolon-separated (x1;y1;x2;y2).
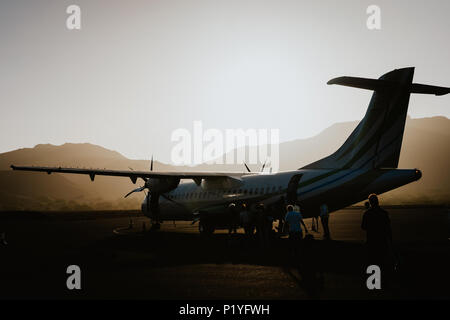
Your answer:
0;116;448;210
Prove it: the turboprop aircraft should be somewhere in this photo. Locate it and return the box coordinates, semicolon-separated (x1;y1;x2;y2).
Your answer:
11;67;449;234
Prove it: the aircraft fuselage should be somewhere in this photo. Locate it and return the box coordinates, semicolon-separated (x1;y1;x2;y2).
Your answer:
143;167;422;223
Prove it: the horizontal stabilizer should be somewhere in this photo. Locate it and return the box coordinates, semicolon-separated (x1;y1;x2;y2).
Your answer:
328;76;449;96
327;77;393;91
410;83;450;96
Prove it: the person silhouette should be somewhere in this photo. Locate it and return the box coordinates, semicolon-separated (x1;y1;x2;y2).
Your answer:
319;203;331;240
228;203;238;234
1;232;7;246
361;194;394;285
284;204;308;257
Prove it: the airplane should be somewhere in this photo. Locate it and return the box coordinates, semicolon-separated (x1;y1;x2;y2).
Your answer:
11;67;450;235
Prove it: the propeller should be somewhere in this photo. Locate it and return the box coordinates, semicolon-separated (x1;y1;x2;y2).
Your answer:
124;186;146;198
122;155;183;227
123;155;179;203
260;159;267;172
244;160;267;173
123;155;153;198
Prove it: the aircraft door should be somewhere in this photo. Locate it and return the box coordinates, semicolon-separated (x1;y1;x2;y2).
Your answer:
286;174;303;204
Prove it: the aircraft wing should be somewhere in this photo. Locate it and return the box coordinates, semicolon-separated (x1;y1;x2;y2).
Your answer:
10;165;249;184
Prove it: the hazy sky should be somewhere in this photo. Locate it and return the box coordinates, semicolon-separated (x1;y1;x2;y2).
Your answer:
0;0;449;163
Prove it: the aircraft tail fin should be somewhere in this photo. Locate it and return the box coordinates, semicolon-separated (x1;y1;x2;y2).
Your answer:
302;67;449;170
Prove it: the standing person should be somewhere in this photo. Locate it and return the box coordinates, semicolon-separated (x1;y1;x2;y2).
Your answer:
255;204;266;247
311;216;318;232
265;213;274;245
319;203;331;240
240;203;253;236
255;204;273;249
228;203;238;234
361;194;394;283
284;204;308;257
1;232;7;246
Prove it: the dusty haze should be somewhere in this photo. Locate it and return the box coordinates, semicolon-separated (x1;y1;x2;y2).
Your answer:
0;0;449;162
0;116;448;210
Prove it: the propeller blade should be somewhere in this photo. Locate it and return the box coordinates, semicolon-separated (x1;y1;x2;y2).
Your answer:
261;159;267;172
244;163;251;173
124;186;146;198
150;155;153;171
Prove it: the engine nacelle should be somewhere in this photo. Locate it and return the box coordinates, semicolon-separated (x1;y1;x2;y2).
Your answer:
201;176;243;190
145;177;180;193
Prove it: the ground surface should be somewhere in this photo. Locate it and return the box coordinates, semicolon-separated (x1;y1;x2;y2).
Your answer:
0;207;449;300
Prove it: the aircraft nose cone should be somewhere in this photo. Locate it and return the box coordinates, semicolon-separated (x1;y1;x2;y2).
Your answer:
415;169;422;180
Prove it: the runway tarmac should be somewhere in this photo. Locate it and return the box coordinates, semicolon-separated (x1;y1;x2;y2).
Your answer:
0;207;449;299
